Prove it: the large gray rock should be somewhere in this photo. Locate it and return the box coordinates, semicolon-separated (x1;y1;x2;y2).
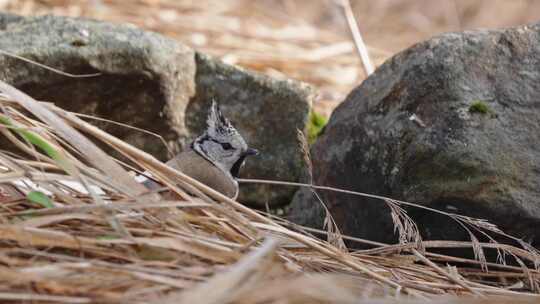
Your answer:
289;24;540;247
0;13;313;207
0;13;196;160
186;53;313;206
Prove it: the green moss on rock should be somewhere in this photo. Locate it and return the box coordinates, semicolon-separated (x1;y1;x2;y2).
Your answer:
307;110;328;144
469;101;491;114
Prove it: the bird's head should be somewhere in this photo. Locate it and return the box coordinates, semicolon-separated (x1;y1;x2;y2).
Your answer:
192;101;258;177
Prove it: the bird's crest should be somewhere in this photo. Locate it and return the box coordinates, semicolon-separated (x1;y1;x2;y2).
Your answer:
206;101;238;138
192;100;255;177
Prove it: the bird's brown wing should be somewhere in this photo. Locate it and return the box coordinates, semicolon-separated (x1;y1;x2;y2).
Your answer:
166;150;238;199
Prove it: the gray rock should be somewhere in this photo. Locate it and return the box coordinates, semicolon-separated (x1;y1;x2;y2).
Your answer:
186;53;313;207
0;13;313;207
0;13;196;161
289;24;540;247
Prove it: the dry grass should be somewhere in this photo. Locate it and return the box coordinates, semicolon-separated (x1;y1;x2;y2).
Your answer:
0;78;539;303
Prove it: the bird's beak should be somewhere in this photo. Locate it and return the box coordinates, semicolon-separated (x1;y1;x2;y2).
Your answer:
245;148;259;156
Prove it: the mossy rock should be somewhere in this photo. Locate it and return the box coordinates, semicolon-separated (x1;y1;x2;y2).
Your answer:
289;22;540;248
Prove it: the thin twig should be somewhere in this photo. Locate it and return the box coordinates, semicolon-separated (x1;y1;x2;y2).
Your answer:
0;49;101;78
339;0;375;76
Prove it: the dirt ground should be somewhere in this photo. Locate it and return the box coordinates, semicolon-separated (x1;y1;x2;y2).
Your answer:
3;0;540;116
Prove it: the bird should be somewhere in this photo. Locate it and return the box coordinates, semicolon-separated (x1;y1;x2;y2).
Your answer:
143;101;258;199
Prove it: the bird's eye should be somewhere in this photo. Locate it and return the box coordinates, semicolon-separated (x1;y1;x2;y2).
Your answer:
221;143;233;150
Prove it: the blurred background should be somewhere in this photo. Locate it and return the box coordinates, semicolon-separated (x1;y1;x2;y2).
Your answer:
2;0;540;117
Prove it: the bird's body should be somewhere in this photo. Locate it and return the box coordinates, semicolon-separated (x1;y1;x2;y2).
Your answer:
142;101;257;199
166;147;238;199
